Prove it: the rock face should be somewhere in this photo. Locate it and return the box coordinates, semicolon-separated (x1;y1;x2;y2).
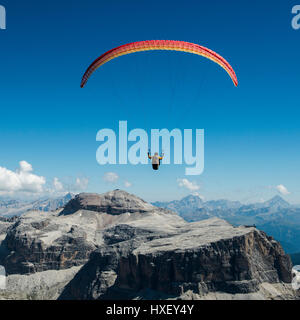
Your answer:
0;217;15;236
0;190;175;275
0;190;297;300
153;195;300;254
0;266;81;300
58;218;294;300
60;190;155;215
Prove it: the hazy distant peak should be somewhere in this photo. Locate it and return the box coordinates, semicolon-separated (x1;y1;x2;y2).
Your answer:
264;195;290;208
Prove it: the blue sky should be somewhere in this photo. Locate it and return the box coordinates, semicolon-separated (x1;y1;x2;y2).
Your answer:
0;0;300;202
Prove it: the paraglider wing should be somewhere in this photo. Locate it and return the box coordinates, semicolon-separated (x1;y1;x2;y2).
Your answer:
80;40;238;88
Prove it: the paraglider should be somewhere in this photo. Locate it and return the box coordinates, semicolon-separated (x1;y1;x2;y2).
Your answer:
87;41;237;175
148;150;164;171
80;40;238;88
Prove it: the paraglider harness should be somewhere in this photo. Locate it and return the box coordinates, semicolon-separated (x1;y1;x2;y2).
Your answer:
148;150;164;170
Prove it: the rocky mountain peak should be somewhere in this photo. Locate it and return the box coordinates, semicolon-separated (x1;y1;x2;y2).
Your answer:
181;194;204;205
60;189;155;216
264;195;290;208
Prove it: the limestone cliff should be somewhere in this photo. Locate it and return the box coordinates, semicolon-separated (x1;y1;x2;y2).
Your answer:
0;190;297;300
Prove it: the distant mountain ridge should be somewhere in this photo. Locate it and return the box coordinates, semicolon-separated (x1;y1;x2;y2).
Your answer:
1;192;299;254
0;193;74;217
30;193;74;212
153;195;294;213
264;195;291;208
152;195;300;254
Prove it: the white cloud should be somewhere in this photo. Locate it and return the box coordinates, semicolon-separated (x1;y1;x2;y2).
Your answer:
0;161;46;194
103;172;119;183
53;177;63;192
0;161;90;198
124;181;132;188
19;161;33;173
75;177;89;190
177;178;200;192
276;184;290;195
46;176;89;195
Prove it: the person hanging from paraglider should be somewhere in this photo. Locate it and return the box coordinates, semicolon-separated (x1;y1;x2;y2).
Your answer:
148;150;164;170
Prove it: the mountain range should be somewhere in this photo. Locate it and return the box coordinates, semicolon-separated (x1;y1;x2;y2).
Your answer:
0;190;297;300
152;195;300;254
1;193;299;255
0;193;74;217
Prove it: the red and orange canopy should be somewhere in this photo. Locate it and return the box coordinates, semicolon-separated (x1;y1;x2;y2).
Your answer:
80;40;238;88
